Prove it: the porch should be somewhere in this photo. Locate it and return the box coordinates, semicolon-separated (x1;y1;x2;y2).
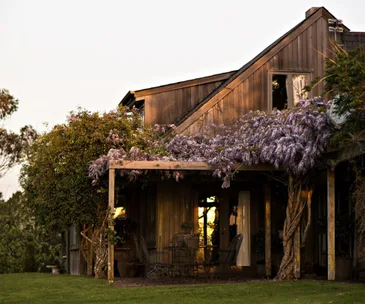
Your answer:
106;160;339;282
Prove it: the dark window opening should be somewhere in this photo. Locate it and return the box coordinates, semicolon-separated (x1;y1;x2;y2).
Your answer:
272;74;288;110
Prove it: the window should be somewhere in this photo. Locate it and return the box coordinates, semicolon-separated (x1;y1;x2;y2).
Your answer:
126;100;145;124
134;100;145;124
270;72;310;111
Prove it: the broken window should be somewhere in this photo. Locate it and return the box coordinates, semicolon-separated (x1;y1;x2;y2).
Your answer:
272;74;288;110
271;73;309;111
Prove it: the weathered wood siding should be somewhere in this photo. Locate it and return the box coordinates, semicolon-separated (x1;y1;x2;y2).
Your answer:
143;80;224;126
182;17;330;135
156;180;198;254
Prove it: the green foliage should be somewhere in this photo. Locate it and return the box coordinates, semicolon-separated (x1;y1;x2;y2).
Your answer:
0;89;18;119
0;192;61;273
324;46;365;114
0;89;37;177
21;107;159;232
323;45;365;147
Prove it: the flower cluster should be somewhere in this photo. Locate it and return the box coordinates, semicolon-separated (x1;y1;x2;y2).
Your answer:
89;97;333;187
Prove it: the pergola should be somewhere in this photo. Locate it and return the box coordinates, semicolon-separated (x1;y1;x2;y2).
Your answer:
106;160;336;282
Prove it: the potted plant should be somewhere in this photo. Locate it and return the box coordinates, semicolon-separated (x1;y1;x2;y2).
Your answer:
181;222;194;234
175;222;194;246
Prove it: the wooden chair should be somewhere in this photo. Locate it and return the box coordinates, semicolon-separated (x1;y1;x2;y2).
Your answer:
140;236;171;278
202;233;243;274
219;233;243;266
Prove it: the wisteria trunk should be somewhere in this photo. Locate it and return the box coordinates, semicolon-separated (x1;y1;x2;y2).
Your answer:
276;175;313;280
80;208;108;279
93;229;107;279
80;226;94;276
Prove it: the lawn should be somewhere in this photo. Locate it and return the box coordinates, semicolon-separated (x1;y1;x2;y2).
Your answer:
0;273;365;304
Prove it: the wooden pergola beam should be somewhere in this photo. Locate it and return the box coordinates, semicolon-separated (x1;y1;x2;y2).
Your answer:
108;160;282;171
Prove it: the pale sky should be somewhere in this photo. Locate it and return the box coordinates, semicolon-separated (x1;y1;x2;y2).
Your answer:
1;0;365;199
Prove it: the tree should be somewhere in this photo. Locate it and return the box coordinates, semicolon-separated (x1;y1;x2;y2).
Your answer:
0;191;61;273
21;106;159;277
311;45;365;148
322;45;365;264
0;89;36;178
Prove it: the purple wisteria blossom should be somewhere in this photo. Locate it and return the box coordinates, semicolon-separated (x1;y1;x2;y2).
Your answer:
89;97;333;187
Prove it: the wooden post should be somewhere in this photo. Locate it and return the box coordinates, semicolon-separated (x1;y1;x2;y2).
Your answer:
264;184;271;278
219;190;230;272
327;169;335;281
107;168;115;283
294;226;301;279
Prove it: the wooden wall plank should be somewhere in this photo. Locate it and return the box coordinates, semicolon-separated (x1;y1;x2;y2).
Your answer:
327;169;335;280
144;80;226;126
292;36;298;68
264;184;272;278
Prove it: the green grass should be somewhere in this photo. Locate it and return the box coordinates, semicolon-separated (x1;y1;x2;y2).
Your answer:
0;273;365;304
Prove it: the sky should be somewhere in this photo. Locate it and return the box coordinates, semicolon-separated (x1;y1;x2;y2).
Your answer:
1;0;365;199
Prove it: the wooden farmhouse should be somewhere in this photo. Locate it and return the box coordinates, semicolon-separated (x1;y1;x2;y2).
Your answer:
66;7;365;281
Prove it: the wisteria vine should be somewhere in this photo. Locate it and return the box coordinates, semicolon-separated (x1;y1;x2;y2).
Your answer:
89;97;333;187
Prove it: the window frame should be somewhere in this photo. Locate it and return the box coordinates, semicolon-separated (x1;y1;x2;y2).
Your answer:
268;71;312;112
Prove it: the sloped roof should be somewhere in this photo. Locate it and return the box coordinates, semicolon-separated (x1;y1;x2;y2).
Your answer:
120;70;237;107
174;7;346;134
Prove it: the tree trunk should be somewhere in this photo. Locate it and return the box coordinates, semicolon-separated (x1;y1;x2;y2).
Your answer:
276;175;313;280
80;225;94;276
80;210;108;279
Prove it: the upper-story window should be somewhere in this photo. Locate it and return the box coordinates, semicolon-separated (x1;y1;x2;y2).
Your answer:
126;100;145;124
270;72;310;111
135;100;145;125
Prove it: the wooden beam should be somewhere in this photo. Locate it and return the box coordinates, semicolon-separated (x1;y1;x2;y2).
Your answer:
264;184;272;278
107;168;115;283
109;160;282;171
327;169;335;280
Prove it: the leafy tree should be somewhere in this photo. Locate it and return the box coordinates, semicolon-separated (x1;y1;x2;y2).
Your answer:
324;45;365;115
311;45;365;148
0;191;61;273
21;107;157;231
21;107;160;276
0;89;37;177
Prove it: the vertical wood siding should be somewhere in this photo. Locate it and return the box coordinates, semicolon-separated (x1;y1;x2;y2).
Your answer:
144;80;224;126
183;17;330;135
156;180;197;254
